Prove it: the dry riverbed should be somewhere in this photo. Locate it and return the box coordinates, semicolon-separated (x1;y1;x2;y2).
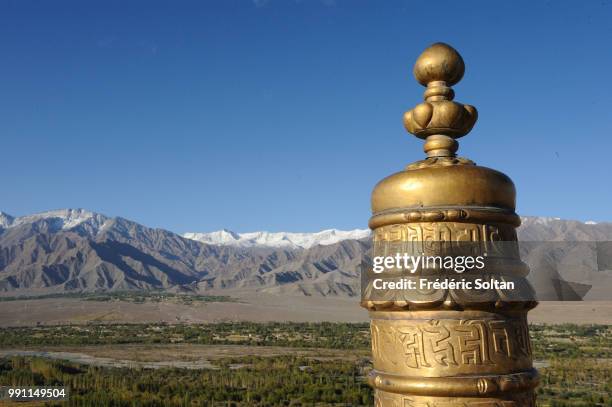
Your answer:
0;344;368;370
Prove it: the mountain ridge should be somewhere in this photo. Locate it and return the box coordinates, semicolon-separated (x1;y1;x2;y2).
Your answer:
2;208;608;246
183;228;371;249
1;208;611;297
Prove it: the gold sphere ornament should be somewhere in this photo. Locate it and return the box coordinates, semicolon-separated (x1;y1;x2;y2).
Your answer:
413;42;465;86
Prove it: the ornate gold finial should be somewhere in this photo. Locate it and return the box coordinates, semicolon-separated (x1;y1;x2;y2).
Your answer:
403;43;478;158
365;43;537;407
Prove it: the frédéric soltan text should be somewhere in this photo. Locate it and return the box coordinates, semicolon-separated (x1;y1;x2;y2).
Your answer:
370;253;514;291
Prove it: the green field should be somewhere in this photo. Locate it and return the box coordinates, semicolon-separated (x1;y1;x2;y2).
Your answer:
0;323;610;406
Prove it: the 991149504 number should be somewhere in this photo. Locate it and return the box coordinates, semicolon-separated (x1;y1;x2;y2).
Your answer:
1;386;69;401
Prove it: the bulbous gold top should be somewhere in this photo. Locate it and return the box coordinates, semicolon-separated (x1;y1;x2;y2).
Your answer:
413;42;465;86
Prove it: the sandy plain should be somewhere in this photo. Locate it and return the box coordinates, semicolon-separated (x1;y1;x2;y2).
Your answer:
0;292;610;327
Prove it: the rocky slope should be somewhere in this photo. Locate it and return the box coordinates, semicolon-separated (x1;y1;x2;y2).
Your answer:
0;209;610;297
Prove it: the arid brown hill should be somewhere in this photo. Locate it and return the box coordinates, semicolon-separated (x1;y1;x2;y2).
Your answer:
0;210;610;297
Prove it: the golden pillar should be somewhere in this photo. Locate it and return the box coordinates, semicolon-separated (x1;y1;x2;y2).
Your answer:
362;43;538;406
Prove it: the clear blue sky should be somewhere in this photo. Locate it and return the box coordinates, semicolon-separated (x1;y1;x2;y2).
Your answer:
1;0;611;233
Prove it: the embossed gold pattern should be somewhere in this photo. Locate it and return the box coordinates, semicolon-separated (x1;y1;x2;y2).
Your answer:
364;43;537;405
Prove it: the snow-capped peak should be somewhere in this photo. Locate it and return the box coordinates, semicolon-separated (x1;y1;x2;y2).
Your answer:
183;228;371;249
183;229;241;245
520;216;562;225
0;209;109;233
521;216;600;226
0;212;15;228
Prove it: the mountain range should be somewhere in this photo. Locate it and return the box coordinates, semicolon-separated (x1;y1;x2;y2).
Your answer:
0;209;610;297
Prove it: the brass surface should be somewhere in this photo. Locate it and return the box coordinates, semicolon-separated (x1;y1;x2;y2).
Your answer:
371;165;517;215
364;43;537;406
